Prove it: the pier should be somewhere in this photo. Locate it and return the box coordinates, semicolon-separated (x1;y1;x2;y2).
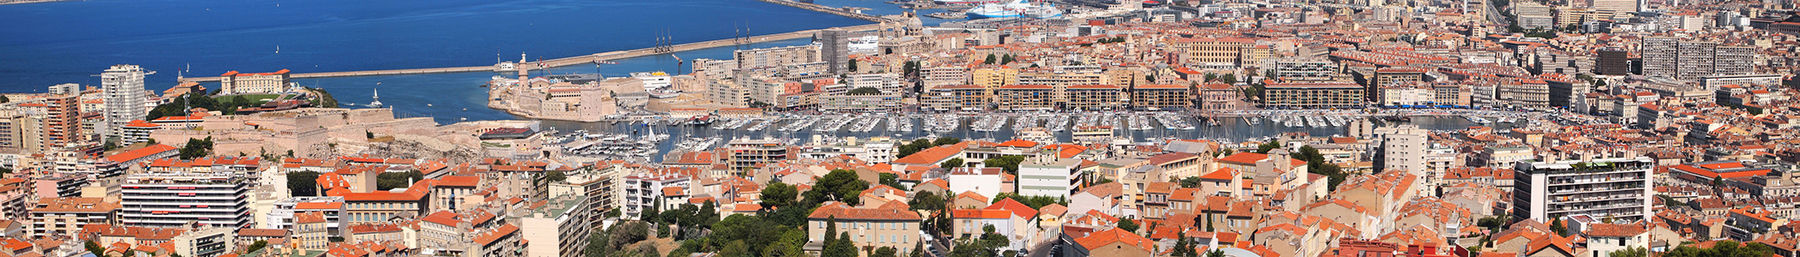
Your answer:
180;0;894;83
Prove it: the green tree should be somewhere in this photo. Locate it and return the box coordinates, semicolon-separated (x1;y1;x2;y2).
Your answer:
933;137;961;146
1117;219;1140;233
984;54;997;64
1179;176;1204;188
1255;138;1280;153
823;232;858;257
908;191;945;211
287;171;321;196
910;241;924;257
546;169;567;183
375;171;424;190
1000;54;1014;65
761;182;798;209
721;240;751;257
85;241;105;256
1221;74;1237;84
814;169;871;205
941;158;965;169
178;137;215;159
982;156;1026;173
1549;218;1569;237
1609;246;1647;257
873;246;899;257
0;95;9;103
879;173;905;190
848;59;859;72
899;139;933;158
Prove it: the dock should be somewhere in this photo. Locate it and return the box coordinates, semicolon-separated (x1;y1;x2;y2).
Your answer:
180;0;895;83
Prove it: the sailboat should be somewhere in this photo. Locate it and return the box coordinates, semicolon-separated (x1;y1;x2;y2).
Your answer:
368;87;384;108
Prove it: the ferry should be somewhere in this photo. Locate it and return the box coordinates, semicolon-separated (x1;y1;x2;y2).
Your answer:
965;0;1062;19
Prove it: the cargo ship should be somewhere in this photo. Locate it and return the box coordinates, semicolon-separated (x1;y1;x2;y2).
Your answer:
965;0;1062;19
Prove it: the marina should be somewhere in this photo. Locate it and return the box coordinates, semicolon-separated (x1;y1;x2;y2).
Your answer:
540;109;1545;162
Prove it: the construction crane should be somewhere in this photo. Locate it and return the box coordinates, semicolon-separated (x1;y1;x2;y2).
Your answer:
592;55;618;76
670;54;684;74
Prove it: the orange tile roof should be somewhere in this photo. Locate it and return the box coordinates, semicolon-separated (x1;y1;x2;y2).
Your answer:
808;201;922;221
104;144;177;163
987;198;1039;218
1074;228;1155;252
473;224;519;246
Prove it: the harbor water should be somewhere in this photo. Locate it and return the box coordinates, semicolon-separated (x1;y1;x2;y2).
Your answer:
0;0;865;123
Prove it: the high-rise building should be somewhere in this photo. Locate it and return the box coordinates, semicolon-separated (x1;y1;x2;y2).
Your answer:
1640;37;1679;78
41;87;81;149
1675;41;1716;80
121;170;251;228
1641;37;1755;80
1512;157;1654;222
1513;2;1556;30
1594;48;1631;75
1589;0;1638;19
101;64;149;139
818;28;849;74
1375;125;1428;175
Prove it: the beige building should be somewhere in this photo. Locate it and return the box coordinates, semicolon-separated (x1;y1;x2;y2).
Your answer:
970;67;1018;89
1130;84;1192;110
219;69;292;95
30;197;118;238
1064;85;1124;110
520;196;590;257
1170;37;1253;69
1264;82;1365;109
994;85;1055;111
807;201;924;257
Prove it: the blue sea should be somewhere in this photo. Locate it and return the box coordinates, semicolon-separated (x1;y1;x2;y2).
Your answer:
0;0;874;123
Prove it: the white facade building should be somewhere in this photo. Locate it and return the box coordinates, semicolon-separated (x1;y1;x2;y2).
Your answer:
101;64;149;138
121;170;252;228
1512;157;1654;223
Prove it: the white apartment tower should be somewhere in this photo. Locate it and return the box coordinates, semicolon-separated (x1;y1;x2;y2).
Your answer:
101;64;149;139
121;170;252;228
1512;157;1654;223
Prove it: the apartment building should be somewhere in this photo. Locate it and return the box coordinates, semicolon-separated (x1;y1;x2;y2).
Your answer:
521;196;591;257
42;90;80;149
1019;155;1082;198
1130;84;1192;110
1064;85;1125;110
1271;59;1343;82
995;84;1055;111
734;44;822;71
100;64;148;138
1263;82;1365;109
1512;157;1654;222
726;138;789;172
1641;37;1756;80
923;66;970;88
121;170;251;228
30;197;118;237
